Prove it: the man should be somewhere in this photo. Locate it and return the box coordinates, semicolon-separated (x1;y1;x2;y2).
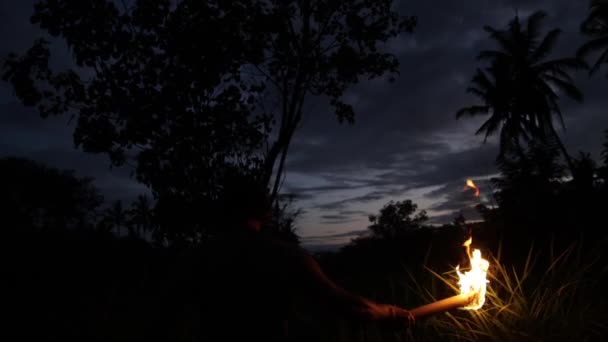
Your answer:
195;176;414;341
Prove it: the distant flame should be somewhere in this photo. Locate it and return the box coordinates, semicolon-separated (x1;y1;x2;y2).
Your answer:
465;179;480;197
456;237;489;310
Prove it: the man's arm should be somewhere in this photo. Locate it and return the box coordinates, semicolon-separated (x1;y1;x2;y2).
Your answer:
289;246;413;324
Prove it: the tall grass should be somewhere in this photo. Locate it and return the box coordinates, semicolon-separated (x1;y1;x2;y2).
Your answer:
408;238;607;341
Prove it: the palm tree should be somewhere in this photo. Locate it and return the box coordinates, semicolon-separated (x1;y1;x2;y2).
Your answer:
457;11;584;173
129;194;152;237
105;200;127;235
603;129;608;165
578;0;608;76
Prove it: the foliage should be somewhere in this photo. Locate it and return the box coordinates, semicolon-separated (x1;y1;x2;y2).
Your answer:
598;130;608;187
266;194;302;244
127;194;154;237
603;129;608;166
491;140;565;231
2;0;416;241
579;0;608;76
367;199;428;239
457;10;584;171
0;156;103;231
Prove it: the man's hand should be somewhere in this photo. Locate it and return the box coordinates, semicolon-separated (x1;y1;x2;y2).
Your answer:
367;302;415;327
386;304;415;327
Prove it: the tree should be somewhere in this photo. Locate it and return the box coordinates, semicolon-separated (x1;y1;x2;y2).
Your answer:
2;0;416;241
457;11;584;172
578;0;608;76
103;200;127;235
603;129;608;166
0;156;103;231
367;199;427;239
490;140;566;233
598;129;608;186
128;194;153;237
243;1;416;200
3;0;273;241
572;152;598;192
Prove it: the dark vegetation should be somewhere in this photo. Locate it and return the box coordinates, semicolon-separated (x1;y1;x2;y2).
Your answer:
2;1;608;341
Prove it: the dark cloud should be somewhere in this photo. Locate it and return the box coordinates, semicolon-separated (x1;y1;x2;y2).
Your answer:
301;229;368;243
278;192;316;201
319;210;369;225
426;206;482;225
315;191;388;211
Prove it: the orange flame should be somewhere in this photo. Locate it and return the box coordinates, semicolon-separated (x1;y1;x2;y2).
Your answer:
456;236;489;310
465;179;480;197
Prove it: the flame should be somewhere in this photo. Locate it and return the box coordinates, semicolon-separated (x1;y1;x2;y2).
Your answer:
456;237;489;310
465;179;480;197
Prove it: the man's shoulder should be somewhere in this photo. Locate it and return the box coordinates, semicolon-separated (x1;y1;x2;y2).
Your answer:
253;236;315;269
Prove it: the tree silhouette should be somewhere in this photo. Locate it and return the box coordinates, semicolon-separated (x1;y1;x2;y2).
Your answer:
578;0;608;76
491;140;566;234
572;151;598;192
457;11;584;172
128;194;153;237
367;199;427;239
267;194;301;244
242;1;416;201
598;129;608;187
0;156;103;231
102;200;128;235
603;129;608;165
2;0;274;241
2;0;416;240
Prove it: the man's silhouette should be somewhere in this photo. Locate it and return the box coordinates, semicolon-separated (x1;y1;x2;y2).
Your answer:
196;176;413;341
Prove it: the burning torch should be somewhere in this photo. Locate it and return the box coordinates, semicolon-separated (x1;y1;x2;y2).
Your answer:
409;236;489;318
408;179;490;318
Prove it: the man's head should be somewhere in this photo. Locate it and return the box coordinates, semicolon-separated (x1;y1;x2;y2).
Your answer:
220;174;272;233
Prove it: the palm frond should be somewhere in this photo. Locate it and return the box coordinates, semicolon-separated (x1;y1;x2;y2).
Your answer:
456;105;489;119
542;74;584;103
581;0;608;35
531;28;561;63
477;50;511;62
483;25;516;54
526;11;548;43
535;57;587;72
589;46;608;74
602;129;608;165
538;64;576;83
475;113;502;140
470;68;495;92
577;36;608;58
466;86;487;99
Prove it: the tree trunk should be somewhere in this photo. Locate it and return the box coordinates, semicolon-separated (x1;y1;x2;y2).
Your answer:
549;124;575;179
270;137;292;202
262;141;283;190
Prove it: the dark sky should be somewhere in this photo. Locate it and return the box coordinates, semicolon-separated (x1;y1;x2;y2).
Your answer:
1;0;607;250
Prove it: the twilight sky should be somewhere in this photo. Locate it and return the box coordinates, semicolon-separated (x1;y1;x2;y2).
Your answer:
1;0;607;250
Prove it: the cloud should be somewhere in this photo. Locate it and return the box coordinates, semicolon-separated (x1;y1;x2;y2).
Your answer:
426;206;482;225
300;229;368;246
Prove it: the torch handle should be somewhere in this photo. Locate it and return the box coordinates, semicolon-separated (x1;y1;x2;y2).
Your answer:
409;293;475;318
